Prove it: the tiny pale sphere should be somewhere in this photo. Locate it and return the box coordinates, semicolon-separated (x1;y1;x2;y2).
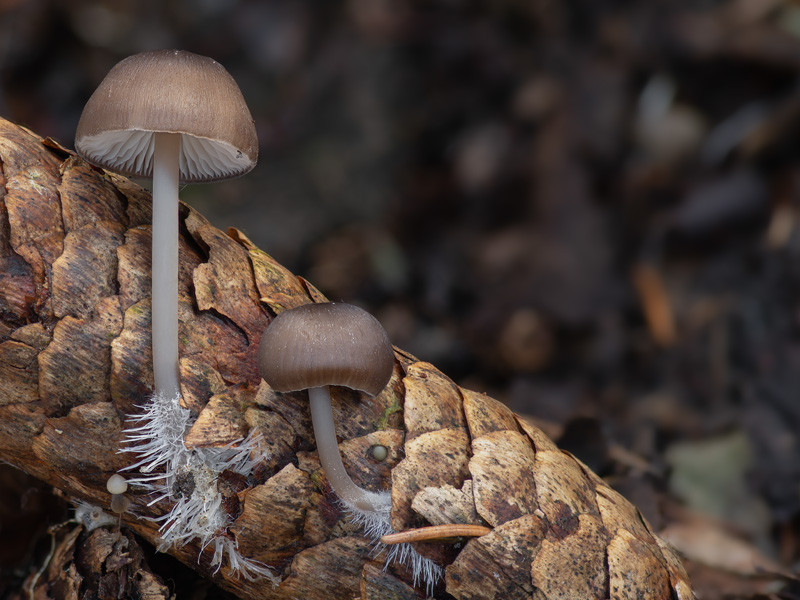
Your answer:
106;473;128;495
371;445;389;461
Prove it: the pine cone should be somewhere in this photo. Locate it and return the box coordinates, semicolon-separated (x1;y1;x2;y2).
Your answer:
0;117;694;599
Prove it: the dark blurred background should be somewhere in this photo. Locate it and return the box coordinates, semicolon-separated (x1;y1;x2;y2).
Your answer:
2;0;800;597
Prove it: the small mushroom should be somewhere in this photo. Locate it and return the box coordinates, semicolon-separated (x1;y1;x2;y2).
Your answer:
258;302;395;512
75;49;258;400
106;473;131;514
370;444;389;461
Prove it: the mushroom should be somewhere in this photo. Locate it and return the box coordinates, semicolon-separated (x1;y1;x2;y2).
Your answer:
258;302;395;512
75;49;258;400
371;444;389;461
106;473;131;514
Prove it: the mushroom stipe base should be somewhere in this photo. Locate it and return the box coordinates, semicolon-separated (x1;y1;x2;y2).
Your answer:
338;493;443;594
120;391;278;583
119;391;443;593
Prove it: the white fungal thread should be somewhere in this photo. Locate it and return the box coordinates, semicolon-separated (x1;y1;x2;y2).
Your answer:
339;494;443;595
120;393;440;592
74;501;119;532
120;392;278;584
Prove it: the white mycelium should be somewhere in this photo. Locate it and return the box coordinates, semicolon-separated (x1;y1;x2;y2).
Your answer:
340;493;443;595
121;392;277;583
122;392;442;592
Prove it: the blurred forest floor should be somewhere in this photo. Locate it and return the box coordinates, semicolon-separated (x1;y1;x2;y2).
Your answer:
2;0;800;598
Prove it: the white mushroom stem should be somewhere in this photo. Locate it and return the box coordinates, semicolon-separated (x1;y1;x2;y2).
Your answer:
308;386;389;513
151;132;181;399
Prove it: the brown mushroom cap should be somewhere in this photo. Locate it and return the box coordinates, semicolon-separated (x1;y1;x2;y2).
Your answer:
258;303;395;397
75;49;257;183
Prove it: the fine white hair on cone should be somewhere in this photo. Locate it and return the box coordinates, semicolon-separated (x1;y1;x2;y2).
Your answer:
74;501;119;532
339;494;443;595
121;393;441;592
120;392;278;584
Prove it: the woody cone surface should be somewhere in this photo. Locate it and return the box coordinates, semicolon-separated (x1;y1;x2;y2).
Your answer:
0;117;694;599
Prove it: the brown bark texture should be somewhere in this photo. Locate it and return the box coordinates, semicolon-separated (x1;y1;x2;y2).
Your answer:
0;116;695;599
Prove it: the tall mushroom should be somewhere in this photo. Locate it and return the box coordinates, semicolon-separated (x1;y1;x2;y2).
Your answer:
258;302;395;512
75;49;258;400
